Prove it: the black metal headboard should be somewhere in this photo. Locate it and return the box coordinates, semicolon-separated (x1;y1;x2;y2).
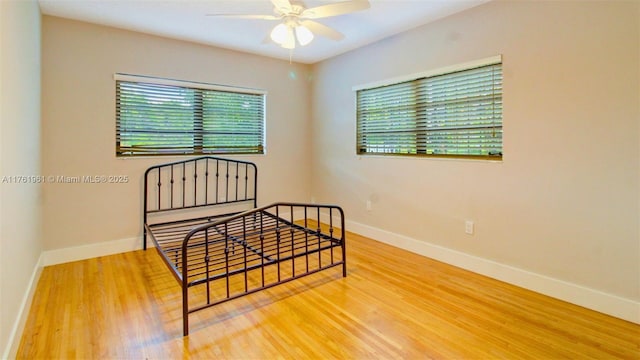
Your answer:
143;156;258;248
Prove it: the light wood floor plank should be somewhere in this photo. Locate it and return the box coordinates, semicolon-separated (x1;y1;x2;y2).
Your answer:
17;232;640;359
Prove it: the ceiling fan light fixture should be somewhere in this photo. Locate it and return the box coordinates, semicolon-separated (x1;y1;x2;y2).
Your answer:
295;25;314;46
211;0;371;52
270;23;289;45
281;26;296;49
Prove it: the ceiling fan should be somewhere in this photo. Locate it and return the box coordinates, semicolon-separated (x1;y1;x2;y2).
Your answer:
207;0;371;49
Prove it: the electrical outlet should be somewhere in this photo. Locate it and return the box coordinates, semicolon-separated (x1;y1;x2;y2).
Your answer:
366;200;372;211
465;220;474;235
311;197;316;204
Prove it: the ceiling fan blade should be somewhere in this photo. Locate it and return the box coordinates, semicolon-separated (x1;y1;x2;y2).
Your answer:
206;14;279;20
300;20;344;41
271;0;293;14
301;0;370;19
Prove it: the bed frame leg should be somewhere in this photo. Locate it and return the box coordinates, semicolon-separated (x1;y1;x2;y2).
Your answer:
341;231;347;278
183;294;189;336
182;267;189;336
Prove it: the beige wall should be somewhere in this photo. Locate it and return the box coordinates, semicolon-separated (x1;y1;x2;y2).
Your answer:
0;0;42;357
311;1;639;301
41;17;312;250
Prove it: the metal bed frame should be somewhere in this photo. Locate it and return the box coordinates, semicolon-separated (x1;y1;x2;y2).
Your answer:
143;156;346;336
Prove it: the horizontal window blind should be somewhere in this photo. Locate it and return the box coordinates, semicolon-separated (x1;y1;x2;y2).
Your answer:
116;77;265;157
356;61;502;158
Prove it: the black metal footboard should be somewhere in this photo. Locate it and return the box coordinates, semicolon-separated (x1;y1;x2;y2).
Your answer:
179;202;346;335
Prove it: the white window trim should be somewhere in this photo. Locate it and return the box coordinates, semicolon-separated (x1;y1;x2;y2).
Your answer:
113;73;267;96
352;55;502;92
114;73;267;158
353;55;503;159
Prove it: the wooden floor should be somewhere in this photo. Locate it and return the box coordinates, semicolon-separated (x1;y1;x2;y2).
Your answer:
17;232;640;359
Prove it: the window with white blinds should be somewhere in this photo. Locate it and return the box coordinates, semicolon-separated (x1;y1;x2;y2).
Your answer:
115;74;265;157
356;58;503;159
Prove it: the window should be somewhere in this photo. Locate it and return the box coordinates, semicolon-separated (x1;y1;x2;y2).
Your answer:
356;56;503;159
115;74;265;157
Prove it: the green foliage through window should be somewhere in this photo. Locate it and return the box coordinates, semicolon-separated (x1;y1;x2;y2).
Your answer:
116;77;265;157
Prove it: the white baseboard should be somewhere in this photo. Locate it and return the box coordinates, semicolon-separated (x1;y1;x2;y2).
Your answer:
2;254;43;360
345;219;640;325
42;236;145;267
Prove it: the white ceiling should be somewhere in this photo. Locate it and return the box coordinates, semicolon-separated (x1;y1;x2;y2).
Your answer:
38;0;488;64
